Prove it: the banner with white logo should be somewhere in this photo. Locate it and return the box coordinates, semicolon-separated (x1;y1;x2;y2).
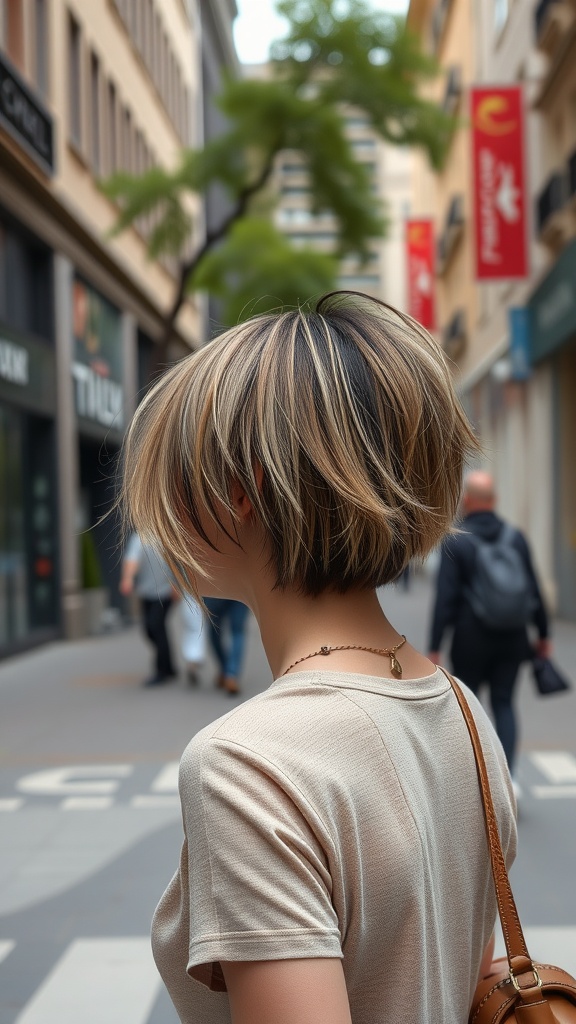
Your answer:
471;86;528;280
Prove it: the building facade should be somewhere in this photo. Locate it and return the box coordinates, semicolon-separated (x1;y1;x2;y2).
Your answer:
0;0;203;655
407;0;574;614
198;0;238;336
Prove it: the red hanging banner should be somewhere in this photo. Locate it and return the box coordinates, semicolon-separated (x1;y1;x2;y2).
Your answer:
471;85;528;280
406;219;435;329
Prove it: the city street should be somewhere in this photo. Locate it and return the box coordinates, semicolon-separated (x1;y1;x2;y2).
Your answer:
1;577;575;1024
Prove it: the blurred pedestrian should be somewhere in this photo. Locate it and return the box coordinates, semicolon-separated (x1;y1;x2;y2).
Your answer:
204;597;249;696
122;295;515;1024
429;470;550;779
181;595;206;686
120;533;178;687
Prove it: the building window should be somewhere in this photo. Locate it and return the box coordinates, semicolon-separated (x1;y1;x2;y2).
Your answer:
143;0;153;68
68;13;82;147
494;0;509;34
5;0;25;71
107;81;117;174
350;139;376;152
278;208;314;225
34;0;48;95
122;106;132;171
90;52;101;174
338;275;380;288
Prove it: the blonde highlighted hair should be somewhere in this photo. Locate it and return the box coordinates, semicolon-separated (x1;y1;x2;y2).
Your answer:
122;292;478;598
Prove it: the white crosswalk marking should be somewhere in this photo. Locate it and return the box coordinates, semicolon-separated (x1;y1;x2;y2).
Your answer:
532;785;576;799
494;927;576;977
0;798;23;811
150;762;179;793
530;752;576;784
60;797;114;811
0;940;15;965
14;938;162;1024
131;795;180;809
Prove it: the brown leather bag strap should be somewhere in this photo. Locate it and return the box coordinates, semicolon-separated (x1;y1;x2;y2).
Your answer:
441;669;533;974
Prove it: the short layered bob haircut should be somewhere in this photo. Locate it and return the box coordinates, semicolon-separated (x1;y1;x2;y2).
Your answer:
122;292;478;598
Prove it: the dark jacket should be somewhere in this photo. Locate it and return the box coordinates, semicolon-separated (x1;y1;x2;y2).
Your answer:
429;511;549;660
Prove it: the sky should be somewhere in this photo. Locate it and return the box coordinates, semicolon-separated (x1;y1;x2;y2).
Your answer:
233;0;411;65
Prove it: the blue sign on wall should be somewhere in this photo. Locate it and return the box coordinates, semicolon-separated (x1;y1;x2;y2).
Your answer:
509;307;531;381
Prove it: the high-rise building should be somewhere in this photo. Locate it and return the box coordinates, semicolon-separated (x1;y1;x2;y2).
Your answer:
0;0;203;653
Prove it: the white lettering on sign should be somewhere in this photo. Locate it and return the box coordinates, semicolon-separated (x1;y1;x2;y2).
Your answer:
72;362;124;429
479;148;501;266
16;764;133;796
0;339;29;386
1;78;50;157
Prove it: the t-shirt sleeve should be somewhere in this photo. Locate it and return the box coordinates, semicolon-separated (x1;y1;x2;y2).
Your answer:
179;732;343;991
124;532;142;563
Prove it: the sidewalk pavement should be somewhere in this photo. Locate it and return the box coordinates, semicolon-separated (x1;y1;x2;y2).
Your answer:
1;574;575;762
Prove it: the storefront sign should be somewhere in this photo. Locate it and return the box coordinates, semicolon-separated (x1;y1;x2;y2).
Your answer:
471;86;528;280
72;362;123;427
406;219;435;329
528;236;576;363
0;338;29;386
72;278;124;433
0;52;54;175
508;308;531;380
0;326;55;414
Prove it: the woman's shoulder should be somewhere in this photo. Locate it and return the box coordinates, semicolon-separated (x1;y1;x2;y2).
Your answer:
179;678;361;788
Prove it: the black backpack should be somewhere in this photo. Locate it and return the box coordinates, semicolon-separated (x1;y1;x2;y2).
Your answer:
465;523;536;630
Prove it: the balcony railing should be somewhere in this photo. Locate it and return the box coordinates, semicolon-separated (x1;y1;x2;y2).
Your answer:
441;65;462;116
431;0;453;51
437;194;465;273
535;0;561;38
442;309;467;360
536;172;567;233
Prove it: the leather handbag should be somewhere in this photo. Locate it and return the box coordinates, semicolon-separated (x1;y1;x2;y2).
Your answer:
444;670;576;1023
531;656;571;697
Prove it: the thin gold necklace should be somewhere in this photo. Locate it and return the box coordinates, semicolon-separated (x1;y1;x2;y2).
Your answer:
278;635;407;679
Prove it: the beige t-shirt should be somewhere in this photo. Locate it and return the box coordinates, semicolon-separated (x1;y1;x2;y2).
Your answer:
151;668;517;1024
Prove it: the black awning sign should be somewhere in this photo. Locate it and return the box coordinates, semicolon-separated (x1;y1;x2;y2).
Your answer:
0;52;54;175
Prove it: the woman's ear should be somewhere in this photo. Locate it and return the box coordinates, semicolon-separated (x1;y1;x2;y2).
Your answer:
230;479;254;521
230;463;264;521
231;463;264;521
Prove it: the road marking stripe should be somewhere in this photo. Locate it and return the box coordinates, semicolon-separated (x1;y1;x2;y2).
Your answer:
0;798;23;811
531;785;576;799
495;927;576;977
130;795;180;809
14;938;162;1024
150;762;179;793
0;940;15;965
60;797;114;811
530;752;576;784
17;765;133;797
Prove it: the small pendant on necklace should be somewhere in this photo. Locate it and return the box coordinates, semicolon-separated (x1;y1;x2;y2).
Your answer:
320;646;331;655
390;654;402;678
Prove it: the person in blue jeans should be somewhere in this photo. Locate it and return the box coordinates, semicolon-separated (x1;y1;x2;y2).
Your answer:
204;598;249;695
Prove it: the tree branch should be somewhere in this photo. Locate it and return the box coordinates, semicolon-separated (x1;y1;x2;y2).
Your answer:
160;158;275;352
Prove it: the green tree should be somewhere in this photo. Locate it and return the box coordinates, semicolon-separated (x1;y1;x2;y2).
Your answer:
103;0;451;338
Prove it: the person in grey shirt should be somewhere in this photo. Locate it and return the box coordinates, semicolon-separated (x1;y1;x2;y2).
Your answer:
120;533;178;686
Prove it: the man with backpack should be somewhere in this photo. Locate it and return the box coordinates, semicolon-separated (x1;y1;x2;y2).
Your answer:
428;471;550;780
